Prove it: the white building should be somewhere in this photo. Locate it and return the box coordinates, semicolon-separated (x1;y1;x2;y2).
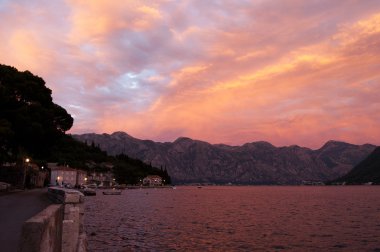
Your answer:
49;164;87;187
87;171;115;187
143;175;163;186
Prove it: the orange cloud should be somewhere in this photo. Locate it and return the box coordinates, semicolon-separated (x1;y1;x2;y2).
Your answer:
67;0;163;43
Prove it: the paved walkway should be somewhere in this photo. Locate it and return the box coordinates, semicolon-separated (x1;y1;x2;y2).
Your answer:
0;188;52;252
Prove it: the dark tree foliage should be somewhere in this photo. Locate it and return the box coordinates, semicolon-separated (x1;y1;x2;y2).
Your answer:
112;154;171;185
0;64;73;161
163;167;171;185
47;135;109;169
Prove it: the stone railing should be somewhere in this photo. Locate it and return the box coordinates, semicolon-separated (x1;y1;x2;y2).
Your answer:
19;187;87;252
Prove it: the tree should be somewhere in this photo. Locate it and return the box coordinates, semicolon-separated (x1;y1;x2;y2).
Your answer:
0;64;73;161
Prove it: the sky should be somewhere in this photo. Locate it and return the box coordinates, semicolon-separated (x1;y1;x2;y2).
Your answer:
1;0;380;148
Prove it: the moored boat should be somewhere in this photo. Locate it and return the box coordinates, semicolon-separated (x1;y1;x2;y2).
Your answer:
82;188;96;196
102;190;122;195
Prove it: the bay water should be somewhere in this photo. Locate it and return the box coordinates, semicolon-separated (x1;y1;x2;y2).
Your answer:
84;186;380;251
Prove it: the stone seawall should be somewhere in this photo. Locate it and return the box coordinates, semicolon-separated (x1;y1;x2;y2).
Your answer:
19;187;87;252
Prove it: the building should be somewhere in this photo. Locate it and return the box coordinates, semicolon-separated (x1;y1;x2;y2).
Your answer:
49;164;87;187
87;171;115;187
143;175;163;186
27;163;48;188
0;162;48;188
77;170;87;186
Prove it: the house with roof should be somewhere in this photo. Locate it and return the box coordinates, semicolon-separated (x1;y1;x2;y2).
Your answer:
87;171;115;187
143;175;163;186
49;163;87;187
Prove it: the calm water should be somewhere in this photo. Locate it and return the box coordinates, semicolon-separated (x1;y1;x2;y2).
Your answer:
84;186;380;251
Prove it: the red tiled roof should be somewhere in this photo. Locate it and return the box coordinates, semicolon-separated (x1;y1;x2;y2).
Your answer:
145;175;162;179
50;166;86;173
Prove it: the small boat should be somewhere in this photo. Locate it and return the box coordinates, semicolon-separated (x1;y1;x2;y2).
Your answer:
82;188;96;196
102;190;122;195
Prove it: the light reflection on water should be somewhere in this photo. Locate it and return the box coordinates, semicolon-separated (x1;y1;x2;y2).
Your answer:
84;186;380;251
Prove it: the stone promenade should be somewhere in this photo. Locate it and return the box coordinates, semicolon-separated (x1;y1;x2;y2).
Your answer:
0;188;51;252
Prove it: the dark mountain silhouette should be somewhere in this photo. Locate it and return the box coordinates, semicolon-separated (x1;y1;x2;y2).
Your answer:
333;147;380;184
73;132;376;184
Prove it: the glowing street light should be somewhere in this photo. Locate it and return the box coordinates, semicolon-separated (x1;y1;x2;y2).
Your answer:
22;158;30;189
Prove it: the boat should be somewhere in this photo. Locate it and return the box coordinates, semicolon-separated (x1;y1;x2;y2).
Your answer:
82;188;96;196
102;190;122;195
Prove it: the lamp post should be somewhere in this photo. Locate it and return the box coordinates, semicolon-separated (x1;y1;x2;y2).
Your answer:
23;158;30;189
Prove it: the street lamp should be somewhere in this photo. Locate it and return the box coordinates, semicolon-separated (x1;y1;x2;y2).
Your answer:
22;158;30;189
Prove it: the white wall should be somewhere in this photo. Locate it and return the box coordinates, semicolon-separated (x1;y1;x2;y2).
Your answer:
50;170;77;186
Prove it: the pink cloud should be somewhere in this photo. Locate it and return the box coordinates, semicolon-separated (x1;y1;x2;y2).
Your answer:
0;0;379;148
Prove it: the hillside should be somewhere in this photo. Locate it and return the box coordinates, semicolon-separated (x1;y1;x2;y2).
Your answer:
45;135;172;185
333;147;380;184
74;132;376;184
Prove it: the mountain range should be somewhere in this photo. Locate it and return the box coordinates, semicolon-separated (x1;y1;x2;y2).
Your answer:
73;132;376;184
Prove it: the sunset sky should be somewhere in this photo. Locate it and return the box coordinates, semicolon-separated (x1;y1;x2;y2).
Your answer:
1;0;379;148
